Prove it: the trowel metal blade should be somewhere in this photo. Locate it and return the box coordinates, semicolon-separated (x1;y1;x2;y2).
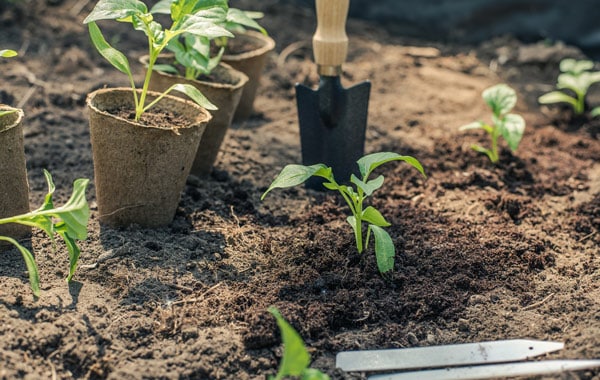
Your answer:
336;339;564;372
296;78;370;189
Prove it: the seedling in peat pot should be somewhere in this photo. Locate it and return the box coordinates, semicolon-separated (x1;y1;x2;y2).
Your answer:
460;84;525;163
150;1;267;80
0;170;90;298
261;152;425;274
83;0;234;121
268;307;330;380
538;58;600;116
0;49;18;117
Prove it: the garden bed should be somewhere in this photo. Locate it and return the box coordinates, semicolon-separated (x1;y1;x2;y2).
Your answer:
0;1;599;379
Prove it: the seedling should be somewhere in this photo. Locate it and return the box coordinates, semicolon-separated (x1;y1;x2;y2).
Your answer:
83;0;234;121
0;49;18;117
150;1;267;80
460;84;525;163
538;58;600;115
0;170;90;297
268;307;330;380
261;152;425;274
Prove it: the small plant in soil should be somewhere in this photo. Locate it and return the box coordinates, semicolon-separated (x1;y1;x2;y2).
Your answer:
268;307;330;380
150;1;267;80
460;84;526;163
0;49;18;117
83;0;234;121
0;170;90;298
261;152;425;274
538;58;600;116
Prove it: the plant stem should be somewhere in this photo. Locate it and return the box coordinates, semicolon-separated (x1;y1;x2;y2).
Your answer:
489;127;499;163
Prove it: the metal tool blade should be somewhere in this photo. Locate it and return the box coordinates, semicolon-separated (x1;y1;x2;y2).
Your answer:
368;360;600;380
336;339;564;372
296;79;370;189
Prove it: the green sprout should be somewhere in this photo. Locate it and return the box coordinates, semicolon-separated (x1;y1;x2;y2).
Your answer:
538;58;600;116
460;84;526;163
0;170;90;298
83;0;234;121
268;307;330;380
261;152;425;274
150;1;267;80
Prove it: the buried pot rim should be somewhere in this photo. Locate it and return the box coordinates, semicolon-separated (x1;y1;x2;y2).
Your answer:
0;105;24;134
139;55;249;92
86;87;212;132
222;30;276;62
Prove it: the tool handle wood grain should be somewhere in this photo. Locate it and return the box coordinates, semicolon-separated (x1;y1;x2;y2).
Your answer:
313;0;349;75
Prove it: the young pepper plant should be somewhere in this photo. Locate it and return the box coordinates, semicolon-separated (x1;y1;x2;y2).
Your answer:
151;1;267;80
261;152;425;274
0;170;90;298
83;0;234;121
460;84;525;163
538;58;600;115
268;307;330;380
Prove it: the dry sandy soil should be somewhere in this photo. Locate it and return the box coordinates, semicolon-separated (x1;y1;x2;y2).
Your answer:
0;0;599;379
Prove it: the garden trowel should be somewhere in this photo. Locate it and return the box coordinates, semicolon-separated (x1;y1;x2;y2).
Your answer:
296;0;371;190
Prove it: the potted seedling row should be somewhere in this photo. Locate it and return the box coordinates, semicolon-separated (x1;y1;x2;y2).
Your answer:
83;0;234;227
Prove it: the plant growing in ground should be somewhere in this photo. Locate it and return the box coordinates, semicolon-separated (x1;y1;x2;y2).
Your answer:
0;170;90;298
538;58;600;116
460;84;526;163
268;307;330;380
83;0;234;121
149;1;267;80
261;152;425;274
0;49;18;117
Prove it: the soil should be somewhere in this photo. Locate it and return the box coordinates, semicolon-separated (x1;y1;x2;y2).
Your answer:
1;1;600;379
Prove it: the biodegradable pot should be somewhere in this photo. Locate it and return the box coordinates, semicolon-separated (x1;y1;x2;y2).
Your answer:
145;57;249;177
221;31;275;121
0;106;30;240
87;88;211;228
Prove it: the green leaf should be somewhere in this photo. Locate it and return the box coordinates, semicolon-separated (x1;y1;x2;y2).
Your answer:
591;107;600;118
175;12;233;40
362;206;390;227
227;8;266;35
169;83;217;110
87;22;132;76
83;0;147;23
499;113;525;152
357;152;425;179
40;178;90;241
268;307;311;380
482;84;516;117
370;225;395;274
459;121;485;131
150;0;172;14
302;368;330;380
261;164;331;200
538;91;578;108
560;58;594;75
351;174;384;196
346;215;358;241
0;49;17;58
153;63;179;74
0;236;40;297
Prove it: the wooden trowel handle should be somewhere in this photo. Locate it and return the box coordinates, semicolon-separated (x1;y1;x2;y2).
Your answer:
313;0;349;76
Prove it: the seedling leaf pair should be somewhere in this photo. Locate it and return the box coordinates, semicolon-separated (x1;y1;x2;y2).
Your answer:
460;84;526;163
262;152;425;274
0;170;90;297
538;58;600;115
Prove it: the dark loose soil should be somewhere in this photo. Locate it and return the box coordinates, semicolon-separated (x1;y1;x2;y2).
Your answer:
1;1;599;379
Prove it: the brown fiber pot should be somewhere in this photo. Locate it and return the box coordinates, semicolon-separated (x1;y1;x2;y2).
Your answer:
0;106;30;240
146;58;248;177
221;31;275;122
87;88;211;228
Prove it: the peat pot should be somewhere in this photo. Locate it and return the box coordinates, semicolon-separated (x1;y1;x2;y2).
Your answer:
221;31;276;122
145;57;249;177
0;106;30;240
87;88;211;228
